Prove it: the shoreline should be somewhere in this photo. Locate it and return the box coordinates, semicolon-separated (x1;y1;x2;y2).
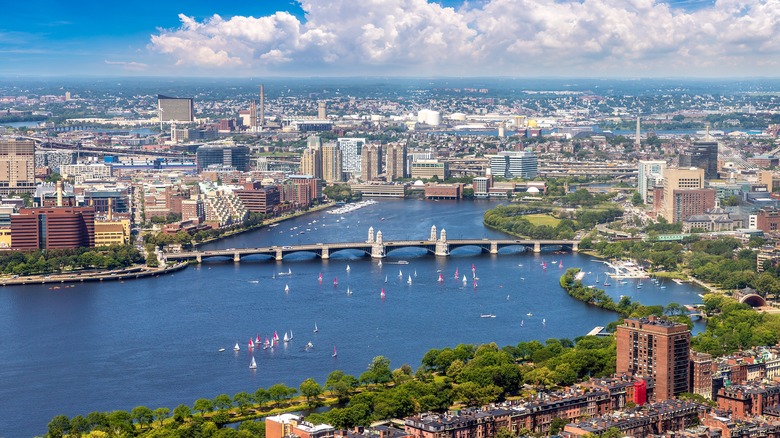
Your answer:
1;261;189;286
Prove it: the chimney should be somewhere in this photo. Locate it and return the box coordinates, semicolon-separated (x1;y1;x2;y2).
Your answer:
56;181;63;207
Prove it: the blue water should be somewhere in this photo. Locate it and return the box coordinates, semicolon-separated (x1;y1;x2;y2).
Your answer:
0;199;703;436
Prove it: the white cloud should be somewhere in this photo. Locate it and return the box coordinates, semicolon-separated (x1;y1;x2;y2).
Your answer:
148;0;780;76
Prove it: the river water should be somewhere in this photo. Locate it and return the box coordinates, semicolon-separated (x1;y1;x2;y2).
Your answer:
0;199;703;436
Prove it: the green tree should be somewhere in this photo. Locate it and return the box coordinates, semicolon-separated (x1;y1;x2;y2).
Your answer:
299;378;323;408
268;383;297;407
47;414;70;438
153;407;170;427
131;405;154;430
254;387;270;406
233;391;252;414
361;356;392;386
173;404;192;423
69;415;90;436
108;410;133;435
194;398;214;415
631;191;643;206
214;393;233;411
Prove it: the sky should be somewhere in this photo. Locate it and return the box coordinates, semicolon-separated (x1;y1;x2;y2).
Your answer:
2;0;779;78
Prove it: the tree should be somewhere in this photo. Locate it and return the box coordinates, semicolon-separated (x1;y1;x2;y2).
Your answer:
254;387;270;406
194;398;214;415
214;393;233;411
299;378;323;408
234;391;252;414
361;356;392;386
549;417;569;435
268;383;297;407
173;404;192;423
131;406;154;430
631;191;643;206
153;407;170;428
47;414;70;438
69;415;90;436
108;410;133;435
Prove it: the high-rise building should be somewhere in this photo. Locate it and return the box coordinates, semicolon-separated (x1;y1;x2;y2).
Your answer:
616;316;691;401
157;95;194;122
300;136;322;179
10;207;96;250
196;145;251;171
0;139;36;195
385;143;407;181
661;167;715;223
318;102;326;120
638;160;667;204
679;141;719;180
338;138;366;180
690;351;713;400
360;144;382;182
411;160;448;180
321;142;343;183
489;151;538;179
473;177;491;197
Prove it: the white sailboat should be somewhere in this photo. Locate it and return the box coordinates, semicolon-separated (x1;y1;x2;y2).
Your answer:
346;264;351;273
249;357;257;369
290;330;294;340
414;269;417;277
385;275;388;283
234;342;240;351
462;274;467;285
399;269;403;278
283;331;290;343
407;275;412;285
332;346;337;357
346;287;352;296
314;322;318;333
378;260;382;267
284;284;289;293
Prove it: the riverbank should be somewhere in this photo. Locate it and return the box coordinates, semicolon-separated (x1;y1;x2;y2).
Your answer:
193;202;335;248
0;261;188;286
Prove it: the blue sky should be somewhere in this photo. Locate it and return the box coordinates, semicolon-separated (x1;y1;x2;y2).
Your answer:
3;0;776;78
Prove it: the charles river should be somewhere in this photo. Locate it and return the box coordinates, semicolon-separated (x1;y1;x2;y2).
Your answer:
0;199;705;437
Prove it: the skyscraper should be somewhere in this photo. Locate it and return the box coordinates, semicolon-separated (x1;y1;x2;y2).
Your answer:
318;101;327;120
0;139;36;195
385;143;408;181
616;316;691;401
321;142;343;183
338;138;366;180
638;160;666;204
661;167;715;223
679;141;719;180
196;145;251;171
300;136;322;179
489;151;538;179
361;144;382;182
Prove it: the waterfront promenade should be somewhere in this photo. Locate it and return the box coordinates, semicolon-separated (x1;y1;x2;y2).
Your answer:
0;261;188;286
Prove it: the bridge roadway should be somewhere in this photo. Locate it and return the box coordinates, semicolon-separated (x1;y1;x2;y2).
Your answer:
165;238;580;263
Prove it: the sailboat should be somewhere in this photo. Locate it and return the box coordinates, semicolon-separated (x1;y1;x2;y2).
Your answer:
472;264;476;275
380;288;386;299
256;334;261;345
332;346;337;357
542;318;547;326
438;273;444;282
399;269;403;278
520;319;524;327
462;274;467;285
314;322;318;333
637;279;643;289
595;274;600;284
384;275;388;283
473;279;478;288
378;260;382;267
279;268;292;276
234;342;240;351
290;330;294;340
248;338;254;349
318;273;323;283
284;284;290;293
346;264;351;273
249;357;257;369
660;280;667;289
264;337;270;349
333;277;338;286
603;278;612;286
346;287;352;296
273;331;279;343
407;275;412;285
454;268;459;280
414;269;417;277
559;260;563;269
283;331;290;343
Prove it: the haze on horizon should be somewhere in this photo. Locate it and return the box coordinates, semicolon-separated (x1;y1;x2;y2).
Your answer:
1;0;779;78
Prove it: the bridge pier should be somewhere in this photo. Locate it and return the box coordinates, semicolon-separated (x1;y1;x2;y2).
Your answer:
572;242;579;252
276;249;283;261
435;242;449;257
534;242;541;253
371;243;385;258
490;242;498;254
321;246;329;260
234;252;241;262
196;254;202;263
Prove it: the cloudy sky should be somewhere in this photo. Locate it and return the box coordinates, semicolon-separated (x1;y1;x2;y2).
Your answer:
1;0;779;77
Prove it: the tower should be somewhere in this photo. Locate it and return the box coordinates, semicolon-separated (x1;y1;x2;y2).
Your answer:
0;139;36;195
318;101;327;120
321;142;343;183
360;144;382;181
259;84;265;129
250;100;257;132
635;116;641;148
661;167;714;223
616;316;690;401
367;227;374;243
430;225;437;241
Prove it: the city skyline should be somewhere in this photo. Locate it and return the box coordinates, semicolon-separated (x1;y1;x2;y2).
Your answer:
5;0;780;78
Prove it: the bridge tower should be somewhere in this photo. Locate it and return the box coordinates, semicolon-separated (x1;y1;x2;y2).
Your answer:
367;227;375;243
371;230;385;258
430;225;437;241
435;229;449;256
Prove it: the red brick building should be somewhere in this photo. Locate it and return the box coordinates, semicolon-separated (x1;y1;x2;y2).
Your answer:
616;316;691;401
10;207;95;250
235;186;280;215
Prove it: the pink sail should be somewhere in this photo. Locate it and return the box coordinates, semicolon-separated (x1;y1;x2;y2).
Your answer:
333;277;338;286
248;338;254;348
318;273;323;282
380;288;386;298
438;273;443;282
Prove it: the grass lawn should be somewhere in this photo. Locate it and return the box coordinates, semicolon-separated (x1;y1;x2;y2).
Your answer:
524;214;561;227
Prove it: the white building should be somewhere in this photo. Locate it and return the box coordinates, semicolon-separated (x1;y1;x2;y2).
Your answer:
638;160;667;204
489;151;538;179
337;137;366;180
